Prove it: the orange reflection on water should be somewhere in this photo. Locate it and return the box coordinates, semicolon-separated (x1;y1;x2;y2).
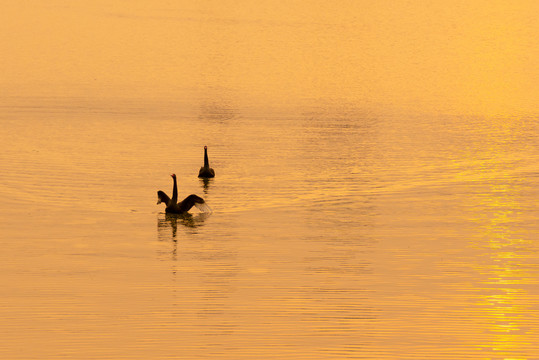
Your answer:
463;120;535;358
2;1;538;116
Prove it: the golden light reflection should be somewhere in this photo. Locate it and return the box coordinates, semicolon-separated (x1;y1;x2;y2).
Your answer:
461;118;534;358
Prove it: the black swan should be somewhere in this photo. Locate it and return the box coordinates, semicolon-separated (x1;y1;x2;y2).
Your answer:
198;146;215;178
157;174;211;214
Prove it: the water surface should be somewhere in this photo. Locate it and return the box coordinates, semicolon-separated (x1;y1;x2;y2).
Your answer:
1;1;539;359
1;98;537;359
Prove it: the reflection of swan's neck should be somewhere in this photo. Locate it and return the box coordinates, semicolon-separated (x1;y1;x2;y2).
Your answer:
171;176;178;203
204;147;209;168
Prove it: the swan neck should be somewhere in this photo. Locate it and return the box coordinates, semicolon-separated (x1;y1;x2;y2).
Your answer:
204;148;209;167
172;176;178;203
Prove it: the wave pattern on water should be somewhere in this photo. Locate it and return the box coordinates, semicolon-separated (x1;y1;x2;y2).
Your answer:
1;97;538;359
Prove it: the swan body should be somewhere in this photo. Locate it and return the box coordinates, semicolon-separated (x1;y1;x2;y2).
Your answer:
198;146;215;178
157;174;211;214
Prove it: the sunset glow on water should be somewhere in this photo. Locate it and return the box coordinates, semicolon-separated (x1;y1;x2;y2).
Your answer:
1;1;538;359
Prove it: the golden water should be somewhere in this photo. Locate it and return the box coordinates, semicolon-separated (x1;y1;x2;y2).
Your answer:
1;1;539;359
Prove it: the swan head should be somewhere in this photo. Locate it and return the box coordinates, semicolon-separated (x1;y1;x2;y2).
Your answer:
170;173;176;179
204;146;207;150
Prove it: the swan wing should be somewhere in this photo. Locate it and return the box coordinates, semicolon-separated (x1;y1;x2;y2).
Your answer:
157;191;170;205
194;201;212;213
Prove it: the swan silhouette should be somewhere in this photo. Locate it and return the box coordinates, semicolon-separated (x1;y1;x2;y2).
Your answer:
157;174;211;214
198;146;215;178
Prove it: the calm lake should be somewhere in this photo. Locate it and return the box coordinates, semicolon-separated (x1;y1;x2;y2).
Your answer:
1;96;538;359
1;1;539;359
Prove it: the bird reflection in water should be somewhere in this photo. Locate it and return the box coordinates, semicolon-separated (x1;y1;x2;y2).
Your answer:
200;177;213;193
158;212;210;238
157;212;211;260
